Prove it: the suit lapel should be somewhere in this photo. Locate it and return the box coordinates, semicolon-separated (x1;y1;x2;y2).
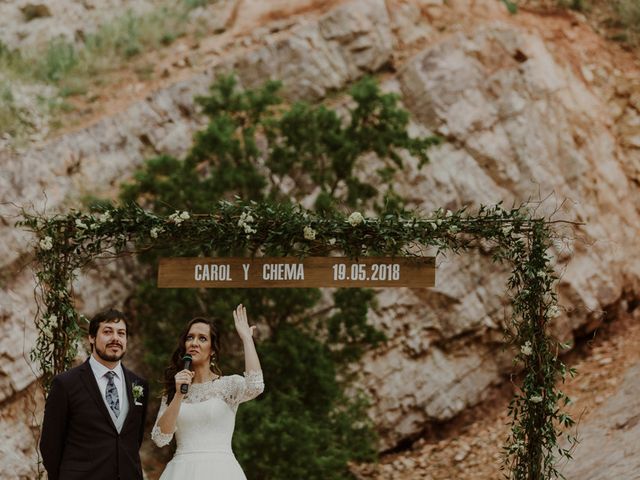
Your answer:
79;360;117;431
122;365;136;428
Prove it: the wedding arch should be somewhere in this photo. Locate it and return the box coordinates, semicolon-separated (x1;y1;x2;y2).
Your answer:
23;199;575;479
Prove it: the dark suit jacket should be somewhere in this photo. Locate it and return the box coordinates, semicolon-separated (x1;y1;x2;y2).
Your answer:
40;359;149;480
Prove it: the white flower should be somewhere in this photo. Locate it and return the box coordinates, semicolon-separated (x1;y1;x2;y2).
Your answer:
328;238;336;245
347;212;364;226
98;212;112;223
168;211;189;225
303;226;316;240
548;305;561;318
150;227;161;239
449;225;459;233
430;222;437;230
520;341;533;356
132;383;144;403
436;219;443;226
237;211;257;235
238;211;254;226
529;395;543;404
503;225;513;235
445;210;453;217
75;219;88;229
39;236;53;251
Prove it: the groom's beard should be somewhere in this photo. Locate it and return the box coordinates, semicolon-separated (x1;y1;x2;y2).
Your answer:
95;342;126;362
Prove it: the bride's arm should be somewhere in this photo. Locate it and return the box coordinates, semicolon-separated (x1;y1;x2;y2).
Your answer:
152;369;193;445
233;304;262;373
156;392;184;434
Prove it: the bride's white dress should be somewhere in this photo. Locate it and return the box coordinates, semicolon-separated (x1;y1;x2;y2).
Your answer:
151;371;264;479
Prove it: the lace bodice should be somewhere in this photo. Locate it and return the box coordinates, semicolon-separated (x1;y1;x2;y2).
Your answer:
151;370;264;448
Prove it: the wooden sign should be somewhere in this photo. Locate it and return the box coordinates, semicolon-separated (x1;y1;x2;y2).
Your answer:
158;257;435;288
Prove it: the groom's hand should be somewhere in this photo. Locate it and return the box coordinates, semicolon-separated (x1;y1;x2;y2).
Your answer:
175;369;194;395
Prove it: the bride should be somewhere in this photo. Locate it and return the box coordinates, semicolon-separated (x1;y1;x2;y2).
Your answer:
151;304;264;479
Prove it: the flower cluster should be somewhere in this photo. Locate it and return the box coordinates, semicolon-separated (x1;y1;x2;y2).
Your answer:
75;218;88;230
132;383;144;403
168;211;190;225
347;212;364;226
303;226;317;240
39;236;53;251
238;211;257;235
520;341;533;356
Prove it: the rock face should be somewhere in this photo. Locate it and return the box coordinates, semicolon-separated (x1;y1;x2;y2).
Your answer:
222;0;393;100
1;0;640;476
359;20;640;448
561;363;640;479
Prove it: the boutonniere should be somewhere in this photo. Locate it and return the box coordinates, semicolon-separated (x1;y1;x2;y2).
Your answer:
132;383;144;406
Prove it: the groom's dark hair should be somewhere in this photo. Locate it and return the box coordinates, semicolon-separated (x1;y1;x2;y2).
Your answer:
88;309;129;350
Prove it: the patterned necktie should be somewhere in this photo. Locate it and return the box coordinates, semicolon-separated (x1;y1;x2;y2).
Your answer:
105;371;120;418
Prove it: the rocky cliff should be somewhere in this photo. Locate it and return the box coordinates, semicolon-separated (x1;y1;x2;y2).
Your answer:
1;0;639;478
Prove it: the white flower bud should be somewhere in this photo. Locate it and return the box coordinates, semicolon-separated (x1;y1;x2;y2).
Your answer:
303;226;317;240
520;341;533;356
39;236;53;251
169;212;185;225
347;212;364;226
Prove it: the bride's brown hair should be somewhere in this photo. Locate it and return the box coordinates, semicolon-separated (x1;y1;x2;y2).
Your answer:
163;317;222;403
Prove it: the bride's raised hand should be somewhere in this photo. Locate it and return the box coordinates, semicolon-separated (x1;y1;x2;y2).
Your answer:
233;304;255;342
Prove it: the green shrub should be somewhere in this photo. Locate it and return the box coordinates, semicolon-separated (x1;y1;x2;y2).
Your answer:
117;75;440;478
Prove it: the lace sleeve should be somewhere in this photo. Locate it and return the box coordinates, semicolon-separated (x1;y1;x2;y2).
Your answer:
223;370;265;408
151;396;175;447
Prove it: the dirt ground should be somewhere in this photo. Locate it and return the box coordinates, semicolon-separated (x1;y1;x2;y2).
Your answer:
353;303;640;479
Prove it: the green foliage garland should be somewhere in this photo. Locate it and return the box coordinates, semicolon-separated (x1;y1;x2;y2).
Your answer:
22;201;576;479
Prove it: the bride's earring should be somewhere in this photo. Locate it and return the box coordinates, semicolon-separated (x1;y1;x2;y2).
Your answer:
210;354;222;376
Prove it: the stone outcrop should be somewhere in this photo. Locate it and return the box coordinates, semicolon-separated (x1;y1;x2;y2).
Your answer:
560;362;640;479
1;0;640;476
356;21;640;448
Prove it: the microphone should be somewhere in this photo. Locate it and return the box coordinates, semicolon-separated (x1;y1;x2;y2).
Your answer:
180;354;192;394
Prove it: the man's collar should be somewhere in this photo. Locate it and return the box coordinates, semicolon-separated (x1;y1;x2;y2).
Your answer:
89;354;123;378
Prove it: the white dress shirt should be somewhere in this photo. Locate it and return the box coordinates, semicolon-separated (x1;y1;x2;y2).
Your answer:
89;354;125;412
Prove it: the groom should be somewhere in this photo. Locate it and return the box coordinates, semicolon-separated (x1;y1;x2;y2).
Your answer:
40;309;149;480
